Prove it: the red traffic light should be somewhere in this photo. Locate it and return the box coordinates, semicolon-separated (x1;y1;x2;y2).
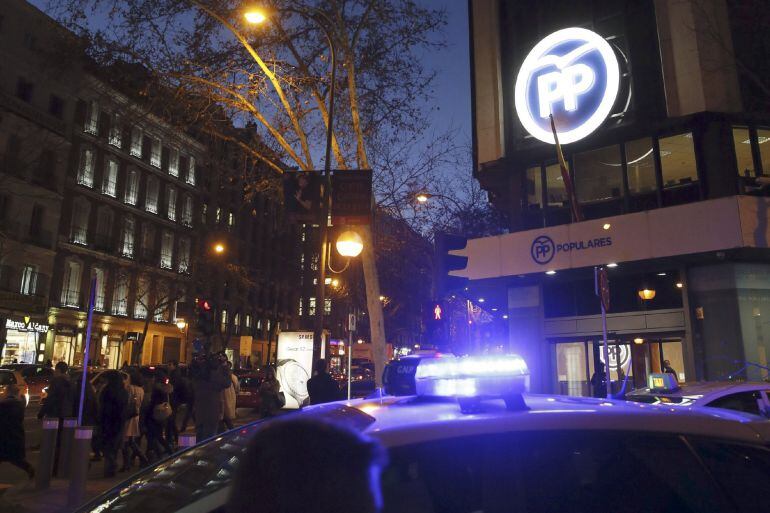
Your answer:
201;300;211;311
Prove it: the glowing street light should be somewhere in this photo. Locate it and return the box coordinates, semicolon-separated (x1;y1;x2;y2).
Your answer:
415;193;430;203
336;230;363;258
243;9;267;24
638;288;656;300
176;319;187;331
214;243;225;254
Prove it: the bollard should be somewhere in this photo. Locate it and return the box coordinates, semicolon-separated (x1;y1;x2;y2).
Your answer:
178;434;196;448
59;418;78;479
67;426;93;509
35;418;59;490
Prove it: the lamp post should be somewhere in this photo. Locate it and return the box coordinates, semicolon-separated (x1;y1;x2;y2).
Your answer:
176;319;188;361
245;5;337;358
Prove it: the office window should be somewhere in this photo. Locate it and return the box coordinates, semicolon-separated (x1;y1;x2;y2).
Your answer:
733;128;756;177
245;314;252;329
145;177;159;213
70;198;90;245
124;168;139;205
186;156;196;185
526;166;543;208
134;275;149;319
77;147;94;187
20;265;38;296
16;77;34;103
160;230;174;269
574;145;623;203
228;212;235;227
625;138;657;194
166;186;177;221
111;272;129;315
130;126;143;157
181;195;193;227
102;158;118;197
168;148;179;177
324;298;331;315
84;100;99;135
234;313;241;333
108;113;122;147
92;267;106;311
757;128;770;176
659;133;697;187
177;237;190;273
150;137;161;168
308;297;317;316
545;163;567;207
48;95;64;119
121;216;135;257
298;298;304;316
60;259;82;307
215;207;222;224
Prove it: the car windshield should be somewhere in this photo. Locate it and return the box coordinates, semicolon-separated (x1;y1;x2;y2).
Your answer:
76;405;375;513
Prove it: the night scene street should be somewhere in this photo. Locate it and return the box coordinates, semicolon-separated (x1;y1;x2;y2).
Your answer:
1;0;770;512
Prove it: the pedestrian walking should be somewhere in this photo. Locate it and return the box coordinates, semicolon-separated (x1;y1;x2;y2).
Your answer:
307;359;342;405
121;371;147;472
166;361;185;446
0;385;35;480
221;362;240;431
227;419;387;513
144;369;174;461
258;366;284;418
98;371;128;478
191;352;231;441
71;372;99;461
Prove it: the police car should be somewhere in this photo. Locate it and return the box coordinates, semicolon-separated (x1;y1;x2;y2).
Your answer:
77;355;770;513
626;372;770;419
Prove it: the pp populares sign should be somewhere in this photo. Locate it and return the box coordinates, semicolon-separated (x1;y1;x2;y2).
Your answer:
515;27;619;144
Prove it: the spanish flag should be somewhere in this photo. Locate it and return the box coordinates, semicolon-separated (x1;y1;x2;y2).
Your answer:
549;114;583;222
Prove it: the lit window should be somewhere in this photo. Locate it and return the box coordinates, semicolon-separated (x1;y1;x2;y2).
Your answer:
124;168;139;205
121;216;135;258
757;128;770;176
734;127;755;177
77;147;94;187
20;265;38;296
112;272;129;315
177;237;190;273
134;275;149;319
526;166;543;209
545;163;567;207
659;133;697;188
324;298;331;315
181;195;193;227
84;100;99;135
108;113;122;147
625;138;657;195
60;259;82;307
166;186;177;221
215;207;221;223
101;158;118;197
228;212;235;227
186;156;196;185
168;148;179;177
308;297;316;316
298;298;304;316
130;126;143;158
221;309;228;332
150;137;161;168
574;145;623;203
92;267;106;311
160;231;174;269
145;177;159;214
70;198;90;245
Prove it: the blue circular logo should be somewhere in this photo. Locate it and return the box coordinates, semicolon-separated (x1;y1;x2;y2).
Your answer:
531;235;556;265
514;27;620;144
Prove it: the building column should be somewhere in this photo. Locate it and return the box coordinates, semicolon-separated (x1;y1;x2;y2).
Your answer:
507;284;547;392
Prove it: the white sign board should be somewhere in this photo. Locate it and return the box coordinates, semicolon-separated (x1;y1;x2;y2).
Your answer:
515;27;620;144
276;331;321;409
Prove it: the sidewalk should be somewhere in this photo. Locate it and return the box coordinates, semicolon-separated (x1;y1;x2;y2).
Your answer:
1;475;125;513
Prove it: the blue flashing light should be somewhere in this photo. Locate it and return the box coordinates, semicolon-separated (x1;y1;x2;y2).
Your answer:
415;355;530;399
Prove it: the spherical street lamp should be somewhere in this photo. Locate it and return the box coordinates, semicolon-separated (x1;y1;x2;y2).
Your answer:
176;319;187;331
214;243;225;254
638;288;656;301
336;231;363;258
415;192;430;203
243;9;267;24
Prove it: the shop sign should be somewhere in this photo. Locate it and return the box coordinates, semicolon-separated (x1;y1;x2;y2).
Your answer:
56;325;77;336
6;318;49;333
514;27;620;144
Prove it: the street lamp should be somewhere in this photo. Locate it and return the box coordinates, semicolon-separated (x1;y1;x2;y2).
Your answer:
415;193;430;203
336;230;364;258
214;243;225;254
245;4;338;356
176;319;187;331
638;288;656;300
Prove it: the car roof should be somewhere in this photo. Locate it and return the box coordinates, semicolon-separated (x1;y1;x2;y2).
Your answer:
627;381;770;400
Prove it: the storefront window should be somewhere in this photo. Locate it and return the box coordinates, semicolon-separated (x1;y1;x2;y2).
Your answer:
545;163;567;207
625;137;656;194
526;166;542;208
574;145;623;203
733;127;756;177
757;128;770;176
555;342;588;397
659;133;697;188
2;329;38;364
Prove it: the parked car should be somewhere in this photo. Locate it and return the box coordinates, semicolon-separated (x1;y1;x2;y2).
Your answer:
0;369;30;406
1;363;52;402
235;373;263;410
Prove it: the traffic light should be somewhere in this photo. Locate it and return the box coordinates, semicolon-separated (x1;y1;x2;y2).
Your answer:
196;298;215;336
423;300;446;347
434;232;469;299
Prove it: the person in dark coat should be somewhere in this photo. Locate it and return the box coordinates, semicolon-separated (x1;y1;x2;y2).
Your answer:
38;361;73;420
307;359;342;405
98;371;128;478
590;361;608;398
144;369;174;460
191;354;231;441
0;385;34;479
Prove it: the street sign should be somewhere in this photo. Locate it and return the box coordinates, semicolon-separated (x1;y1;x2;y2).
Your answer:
283;170;322;223
348;313;356;332
595;267;610;311
331;169;372;225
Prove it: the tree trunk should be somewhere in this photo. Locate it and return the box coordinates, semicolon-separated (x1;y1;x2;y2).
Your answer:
360;225;387;387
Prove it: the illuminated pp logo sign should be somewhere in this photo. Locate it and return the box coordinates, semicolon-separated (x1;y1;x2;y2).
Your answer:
515;27;619;144
531;235;555;265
